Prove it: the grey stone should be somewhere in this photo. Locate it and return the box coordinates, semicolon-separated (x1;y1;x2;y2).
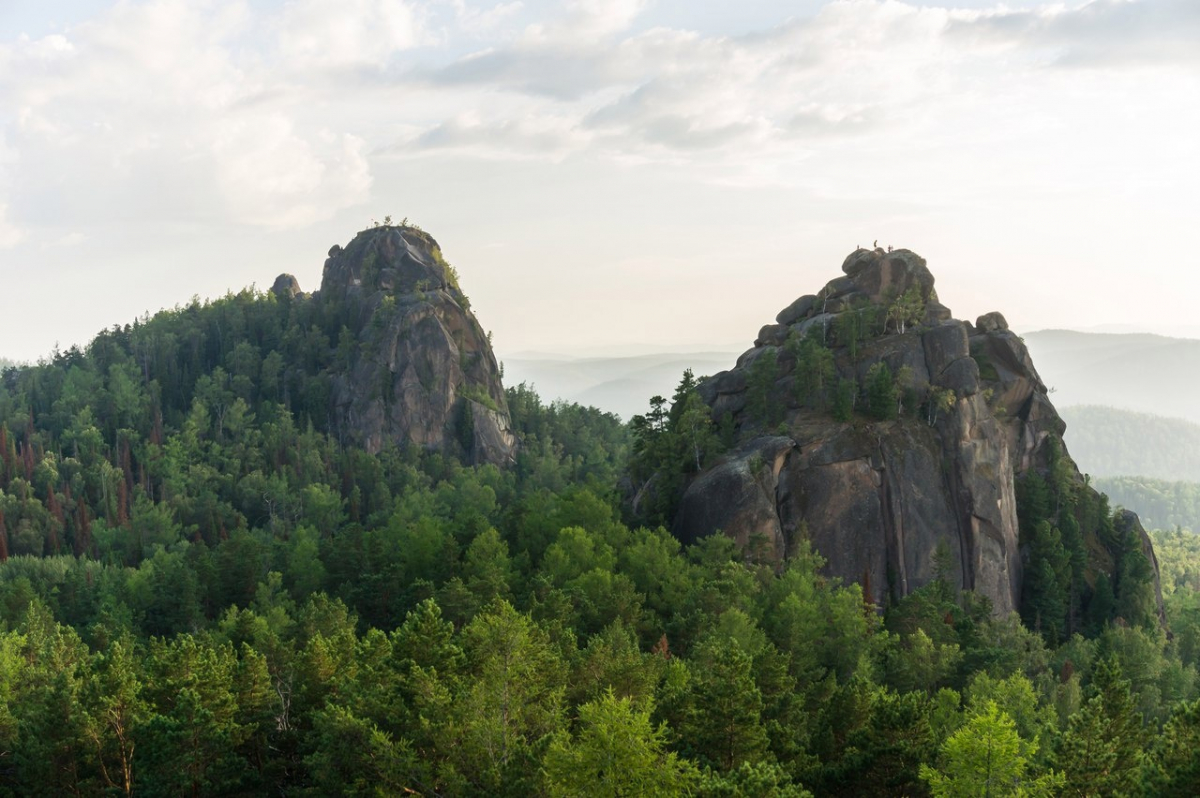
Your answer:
976;311;1009;333
674;437;796;560
756;323;789;347
271;273;302;300
320;226;516;466
665;245;1161;619
777;295;818;325
842;248;936;303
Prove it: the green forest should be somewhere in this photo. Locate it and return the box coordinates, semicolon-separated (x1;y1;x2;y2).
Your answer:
1092;475;1200;534
1;284;1200;796
1061;405;1200;482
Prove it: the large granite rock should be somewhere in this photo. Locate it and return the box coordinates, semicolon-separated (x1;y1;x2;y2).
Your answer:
842;248;937;303
314;226;515;465
271;273;302;300
674;248;1161;618
673;437;795;562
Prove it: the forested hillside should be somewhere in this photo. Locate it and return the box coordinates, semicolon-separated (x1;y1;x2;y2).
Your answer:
1092;476;1200;533
0;237;1198;795
1060;405;1200;482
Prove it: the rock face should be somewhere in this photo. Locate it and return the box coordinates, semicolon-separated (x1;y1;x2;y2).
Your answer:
271;273;303;300
309;226;515;465
678;247;1161;617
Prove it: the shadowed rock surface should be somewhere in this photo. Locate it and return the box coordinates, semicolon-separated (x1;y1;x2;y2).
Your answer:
270;273;303;300
677;247;1162;618
299;226;515;465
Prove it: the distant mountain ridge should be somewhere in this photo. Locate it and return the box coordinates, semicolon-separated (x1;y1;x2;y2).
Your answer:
500;328;1200;428
499;351;740;421
1022;329;1200;425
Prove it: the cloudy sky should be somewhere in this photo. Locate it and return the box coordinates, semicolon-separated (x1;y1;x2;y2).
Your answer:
1;0;1198;363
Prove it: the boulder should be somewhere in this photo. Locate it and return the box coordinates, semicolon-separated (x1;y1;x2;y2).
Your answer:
842;248;936;303
756;323;789;347
674;437;796;560
939;357;980;396
792;313;837;340
925;301;954;324
271;273;302;300
976;311;1009;333
777;295;818;326
820;275;856;300
922;322;971;378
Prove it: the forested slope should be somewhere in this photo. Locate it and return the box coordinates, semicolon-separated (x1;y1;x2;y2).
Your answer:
1060;405;1200;482
1091;476;1200;533
0;232;1198;796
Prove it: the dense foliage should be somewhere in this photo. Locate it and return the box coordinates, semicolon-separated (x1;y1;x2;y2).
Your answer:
0;287;1198;795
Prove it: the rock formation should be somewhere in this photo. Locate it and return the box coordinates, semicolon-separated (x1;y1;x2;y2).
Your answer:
274;225;515;466
677;247;1161;619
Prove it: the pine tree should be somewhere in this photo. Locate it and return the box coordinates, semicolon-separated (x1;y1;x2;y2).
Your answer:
746;349;781;427
832;378;857;422
682;638;770;771
865;362;897;421
1145;697;1200;797
1054;656;1144;796
1020;521;1071;643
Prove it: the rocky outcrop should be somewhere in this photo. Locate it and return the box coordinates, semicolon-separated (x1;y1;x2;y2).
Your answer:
677;247;1161;618
271;273;303;300
307;226;515;465
673;437;794;561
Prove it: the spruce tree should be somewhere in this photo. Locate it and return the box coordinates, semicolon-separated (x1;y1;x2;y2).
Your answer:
1054;656;1145;796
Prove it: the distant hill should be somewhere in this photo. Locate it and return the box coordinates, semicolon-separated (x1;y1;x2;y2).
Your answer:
1023;329;1200;424
1093;476;1200;533
1059;405;1200;482
497;328;1200;426
499;350;740;421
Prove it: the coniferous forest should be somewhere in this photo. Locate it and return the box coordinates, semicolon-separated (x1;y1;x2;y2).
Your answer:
2;261;1200;796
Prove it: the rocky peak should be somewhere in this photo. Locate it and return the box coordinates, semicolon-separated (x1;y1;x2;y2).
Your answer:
679;247;1162;624
841;247;936;304
271;273;302;300
321;225;463;300
311;225;515;466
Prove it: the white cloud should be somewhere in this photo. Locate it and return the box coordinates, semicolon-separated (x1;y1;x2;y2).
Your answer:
544;0;650;40
0;0;376;232
212;119;372;228
945;0;1200;67
405;0;1200;176
401;112;587;158
444;0;525;37
0;0;1198;363
275;0;427;69
0;203;22;248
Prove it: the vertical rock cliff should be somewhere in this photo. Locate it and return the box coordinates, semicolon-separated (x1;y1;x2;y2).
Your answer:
678;247;1162;620
277;225;515;466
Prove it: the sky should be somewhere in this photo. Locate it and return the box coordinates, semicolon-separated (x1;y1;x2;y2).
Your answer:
0;0;1198;363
